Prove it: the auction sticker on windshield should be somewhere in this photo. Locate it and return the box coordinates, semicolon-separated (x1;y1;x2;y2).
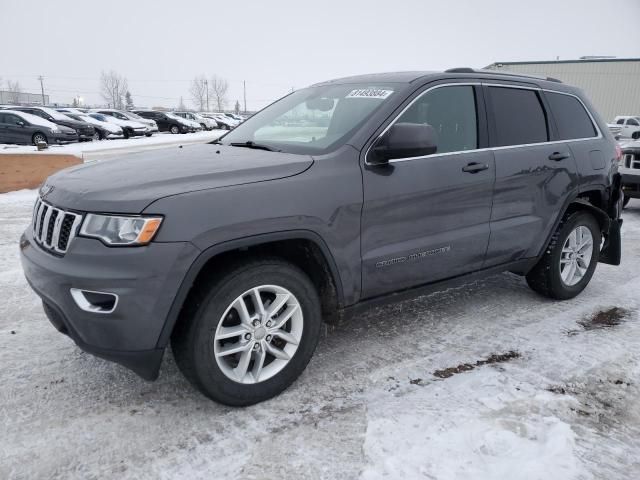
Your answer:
345;88;394;99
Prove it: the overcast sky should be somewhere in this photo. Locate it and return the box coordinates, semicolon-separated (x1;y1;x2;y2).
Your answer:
1;0;639;111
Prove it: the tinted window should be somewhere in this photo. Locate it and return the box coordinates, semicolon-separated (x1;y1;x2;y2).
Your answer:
628;118;639;126
546;92;597;140
617;119;625;125
5;114;22;125
395;85;477;154
489;87;548;146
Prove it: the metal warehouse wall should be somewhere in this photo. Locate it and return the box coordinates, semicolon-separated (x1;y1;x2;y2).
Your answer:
486;60;640;122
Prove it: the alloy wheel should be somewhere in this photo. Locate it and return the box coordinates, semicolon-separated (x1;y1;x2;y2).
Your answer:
213;285;303;384
559;225;593;286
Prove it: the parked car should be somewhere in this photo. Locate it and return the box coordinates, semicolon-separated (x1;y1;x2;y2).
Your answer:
613;116;640;140
167;112;201;131
8;106;95;141
0;110;78;145
93;109;158;136
64;113;124;140
133;110;192;134
174;111;216;130
201;113;235;130
20;69;622;407
619;139;640;207
88;113;147;138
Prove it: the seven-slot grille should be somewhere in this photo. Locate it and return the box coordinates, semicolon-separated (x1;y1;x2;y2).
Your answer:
32;198;83;254
623;152;640;170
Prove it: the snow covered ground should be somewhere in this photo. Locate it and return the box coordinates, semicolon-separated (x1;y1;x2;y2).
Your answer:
0;130;224;161
1;190;640;480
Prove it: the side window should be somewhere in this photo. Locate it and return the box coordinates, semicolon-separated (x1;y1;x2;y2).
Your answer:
395;85;478;154
489;87;548;147
628;118;639;126
545;92;597;140
6;114;22;125
0;113;5;123
617;119;625;125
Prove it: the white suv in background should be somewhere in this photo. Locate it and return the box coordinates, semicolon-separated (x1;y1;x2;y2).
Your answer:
613;116;640;140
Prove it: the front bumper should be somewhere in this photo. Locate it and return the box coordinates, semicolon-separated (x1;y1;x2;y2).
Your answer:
51;132;79;144
622;172;640;199
20;228;200;380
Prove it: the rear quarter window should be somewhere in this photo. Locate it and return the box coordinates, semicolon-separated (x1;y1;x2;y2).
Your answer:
488;87;548;147
545;92;597;140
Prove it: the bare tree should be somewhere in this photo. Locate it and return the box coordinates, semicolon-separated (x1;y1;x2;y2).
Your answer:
99;70;128;109
209;75;228;111
189;75;208;111
6;80;22;103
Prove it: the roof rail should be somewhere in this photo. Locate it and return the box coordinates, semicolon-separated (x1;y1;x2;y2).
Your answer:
444;67;562;83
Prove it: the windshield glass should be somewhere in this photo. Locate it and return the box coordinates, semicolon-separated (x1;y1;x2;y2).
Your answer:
123;111;142;120
90;113;108;122
42;107;74;121
221;83;400;154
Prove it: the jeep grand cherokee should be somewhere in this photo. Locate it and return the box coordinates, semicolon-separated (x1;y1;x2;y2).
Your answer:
20;69;623;406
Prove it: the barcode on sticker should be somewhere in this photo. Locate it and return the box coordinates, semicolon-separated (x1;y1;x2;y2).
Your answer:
345;89;393;99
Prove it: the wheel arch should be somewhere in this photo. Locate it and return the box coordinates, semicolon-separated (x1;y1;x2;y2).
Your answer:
156;230;344;348
534;188;613;263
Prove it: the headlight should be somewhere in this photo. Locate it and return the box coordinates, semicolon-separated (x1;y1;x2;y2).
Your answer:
50;127;60;133
79;214;162;246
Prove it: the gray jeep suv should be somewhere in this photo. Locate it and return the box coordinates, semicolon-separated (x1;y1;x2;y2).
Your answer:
20;69;623;406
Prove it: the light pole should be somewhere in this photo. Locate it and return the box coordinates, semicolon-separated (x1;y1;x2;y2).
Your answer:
38;75;46;105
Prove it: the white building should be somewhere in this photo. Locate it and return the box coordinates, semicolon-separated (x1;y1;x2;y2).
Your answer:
485;58;640;122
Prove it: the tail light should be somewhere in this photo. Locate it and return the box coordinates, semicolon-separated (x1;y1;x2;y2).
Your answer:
615;145;623;165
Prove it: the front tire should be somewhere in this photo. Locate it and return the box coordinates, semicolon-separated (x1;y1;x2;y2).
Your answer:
526;211;601;300
170;125;180;134
172;259;322;406
32;132;48;145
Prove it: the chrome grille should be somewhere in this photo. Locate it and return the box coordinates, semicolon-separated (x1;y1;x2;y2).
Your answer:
623;153;640;170
32;198;82;254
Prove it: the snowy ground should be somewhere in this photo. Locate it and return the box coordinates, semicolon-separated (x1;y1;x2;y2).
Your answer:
1;190;640;480
0;130;224;161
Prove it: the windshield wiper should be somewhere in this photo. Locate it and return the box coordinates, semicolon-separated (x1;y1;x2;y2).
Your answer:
230;141;279;152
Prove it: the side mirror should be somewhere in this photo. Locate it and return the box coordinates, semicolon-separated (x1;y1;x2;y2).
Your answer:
368;122;438;165
17;121;25;127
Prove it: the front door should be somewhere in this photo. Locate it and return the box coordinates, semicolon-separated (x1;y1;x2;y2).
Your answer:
0;113;18;143
360;84;495;299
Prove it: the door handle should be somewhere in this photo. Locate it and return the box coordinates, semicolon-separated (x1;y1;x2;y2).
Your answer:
462;162;489;173
548;151;571;161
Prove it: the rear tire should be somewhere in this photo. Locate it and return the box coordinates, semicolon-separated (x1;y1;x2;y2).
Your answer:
171;258;322;406
632;131;640;140
526;211;601;300
32;132;48;145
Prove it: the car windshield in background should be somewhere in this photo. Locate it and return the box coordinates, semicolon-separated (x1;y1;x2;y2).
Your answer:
220;83;400;154
43;107;74;121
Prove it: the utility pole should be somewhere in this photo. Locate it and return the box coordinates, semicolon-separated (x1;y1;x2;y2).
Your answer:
243;80;247;113
204;78;209;111
38;75;46;105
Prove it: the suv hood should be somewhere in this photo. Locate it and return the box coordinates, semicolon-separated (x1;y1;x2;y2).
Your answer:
43;144;313;213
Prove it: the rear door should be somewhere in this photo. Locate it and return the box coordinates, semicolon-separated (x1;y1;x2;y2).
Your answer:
483;84;579;266
360;83;496;299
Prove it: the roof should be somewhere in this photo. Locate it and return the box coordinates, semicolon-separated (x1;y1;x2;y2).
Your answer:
486;58;640;67
312;69;567;89
312;71;437;85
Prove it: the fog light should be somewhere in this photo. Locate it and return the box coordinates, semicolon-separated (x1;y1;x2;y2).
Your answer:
70;288;118;314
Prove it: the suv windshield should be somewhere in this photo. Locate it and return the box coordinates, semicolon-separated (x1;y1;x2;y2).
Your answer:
220;83;400;154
